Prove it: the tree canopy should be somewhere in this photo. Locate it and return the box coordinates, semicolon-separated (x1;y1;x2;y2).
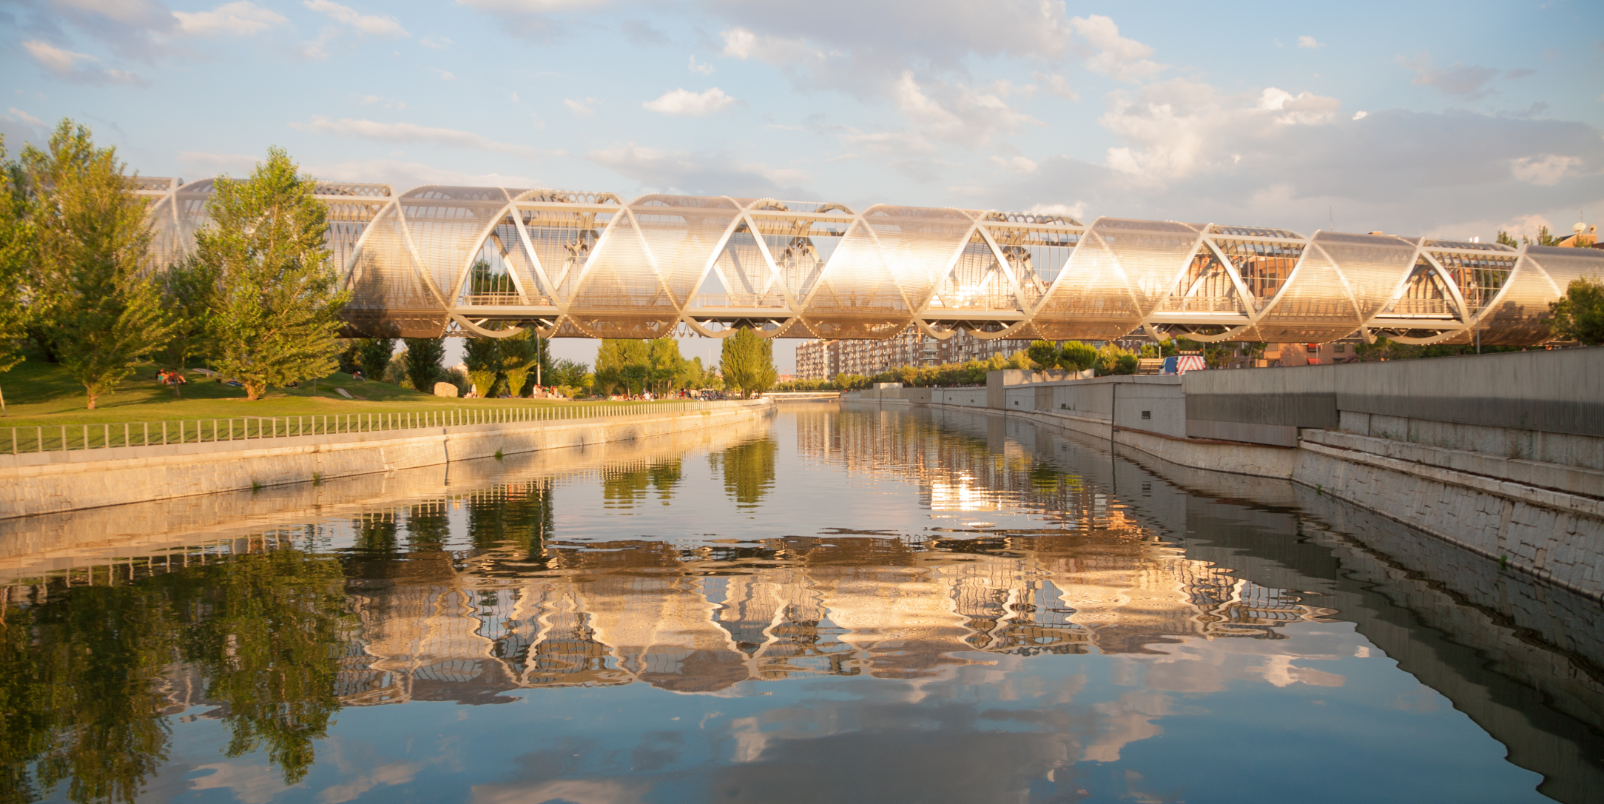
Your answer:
720;328;777;398
198;147;348;400
23;121;173;409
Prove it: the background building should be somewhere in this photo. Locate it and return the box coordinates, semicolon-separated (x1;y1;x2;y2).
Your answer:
796;327;1035;381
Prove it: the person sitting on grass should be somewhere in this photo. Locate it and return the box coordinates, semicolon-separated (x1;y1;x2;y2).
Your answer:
352;369;364;381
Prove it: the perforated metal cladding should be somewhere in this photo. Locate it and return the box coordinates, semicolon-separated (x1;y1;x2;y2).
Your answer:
398;187;510;301
631;195;742;307
1033;231;1141;340
864;205;975;311
345;203;446;337
933;239;1018;313
1096;219;1202;317
1250;243;1362;342
803;218;913;339
567;213;678;337
708;227;784;308
1211;238;1302;310
134;177;1582;343
1314;232;1417;322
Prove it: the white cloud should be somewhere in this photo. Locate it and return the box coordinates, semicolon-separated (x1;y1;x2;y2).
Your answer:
1510;154;1580;186
841;130;938;156
357;95;405;110
589;143;809;196
1353;111;1368;120
564;98;596;118
288;116;538;157
988;155;1038;175
1399;55;1500;99
1034;72;1079;102
643;87;736;116
1024;202;1086;221
174;2;287;36
302;0;408;37
4;108;44;126
1070;15;1165;82
432;69;456;81
22;40;93;75
1256;87;1342;125
419;36;452;49
720;27;810;64
689;54;715;75
1297;35;1322;49
892;72;1037;147
21;40;146;85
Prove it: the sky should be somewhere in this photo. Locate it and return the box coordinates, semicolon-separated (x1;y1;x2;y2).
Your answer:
3;0;1602;372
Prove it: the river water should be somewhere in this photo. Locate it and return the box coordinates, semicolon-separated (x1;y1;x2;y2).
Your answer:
4;403;1602;804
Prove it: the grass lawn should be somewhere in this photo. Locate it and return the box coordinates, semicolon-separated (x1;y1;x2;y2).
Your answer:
0;357;669;429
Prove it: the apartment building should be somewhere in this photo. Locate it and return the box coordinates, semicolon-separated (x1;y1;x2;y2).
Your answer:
795;326;1035;381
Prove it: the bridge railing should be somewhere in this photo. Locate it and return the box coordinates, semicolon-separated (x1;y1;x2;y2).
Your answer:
2;399;753;455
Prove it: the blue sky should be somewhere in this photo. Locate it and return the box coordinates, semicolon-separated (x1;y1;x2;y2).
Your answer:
3;0;1602;370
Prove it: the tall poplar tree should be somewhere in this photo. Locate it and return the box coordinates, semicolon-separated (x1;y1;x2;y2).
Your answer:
24;121;173;410
0;137;31;413
720;327;777;398
402;337;446;392
198;147;348;400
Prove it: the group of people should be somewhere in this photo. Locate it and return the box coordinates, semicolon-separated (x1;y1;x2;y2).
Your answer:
156;369;188;386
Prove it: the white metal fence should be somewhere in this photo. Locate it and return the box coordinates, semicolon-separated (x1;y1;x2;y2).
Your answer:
3;399;751;455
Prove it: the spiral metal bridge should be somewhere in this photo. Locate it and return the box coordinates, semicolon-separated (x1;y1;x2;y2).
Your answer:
135;177;1603;344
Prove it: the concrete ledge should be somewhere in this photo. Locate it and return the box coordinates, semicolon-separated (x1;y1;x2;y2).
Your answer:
1114;427;1296;480
0;401;774;520
1298;439;1604;520
1305;428;1604;501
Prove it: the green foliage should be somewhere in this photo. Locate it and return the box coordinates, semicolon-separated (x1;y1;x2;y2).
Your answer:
498;330;538;398
1352;336;1522;361
1058;341;1098;372
0;548;351;800
710;438;777;508
1094;343;1139;375
594;337;702;396
0;136;31;386
23;120;175;410
155;256;219;386
356;337;394;381
177;551;348;784
1548;277;1604;345
720;327;778;398
1496;230;1519;248
1026;340;1060;371
401;337;446;392
198;147;349;400
463;334;499;397
465;479;554;553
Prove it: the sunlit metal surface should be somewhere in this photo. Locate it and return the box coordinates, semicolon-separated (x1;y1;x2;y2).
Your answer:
137;179;1604;344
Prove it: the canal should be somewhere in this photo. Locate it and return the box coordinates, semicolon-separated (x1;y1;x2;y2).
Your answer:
3;403;1602;803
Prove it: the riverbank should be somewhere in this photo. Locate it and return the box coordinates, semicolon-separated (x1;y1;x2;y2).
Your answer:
0;399;773;519
846;348;1604;601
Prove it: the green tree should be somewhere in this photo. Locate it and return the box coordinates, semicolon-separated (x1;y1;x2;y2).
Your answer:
402;337;446;392
1496;230;1519;248
24;120;174;410
710;438;778;509
498;330;537;398
1059;341;1098;372
463;334;499;397
1026;340;1060;371
356;337;394;382
1548;277;1604;345
1095;343;1138;375
0;137;32;413
198;147;348;400
594;338;650;395
720;327;777;398
154;256;219;395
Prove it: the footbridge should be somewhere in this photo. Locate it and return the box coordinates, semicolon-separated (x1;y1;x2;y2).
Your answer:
134;178;1603;345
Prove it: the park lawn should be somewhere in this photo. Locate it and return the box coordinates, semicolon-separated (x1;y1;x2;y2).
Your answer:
0;358;658;428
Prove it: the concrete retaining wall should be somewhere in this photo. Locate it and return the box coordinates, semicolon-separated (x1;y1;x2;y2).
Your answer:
0;401;773;519
1184;347;1604;443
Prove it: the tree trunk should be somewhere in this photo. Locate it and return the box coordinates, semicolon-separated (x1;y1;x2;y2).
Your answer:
86;391;97;410
246;383;265;400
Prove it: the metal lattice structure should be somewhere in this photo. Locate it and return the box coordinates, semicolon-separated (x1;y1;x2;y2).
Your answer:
136;178;1604;345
